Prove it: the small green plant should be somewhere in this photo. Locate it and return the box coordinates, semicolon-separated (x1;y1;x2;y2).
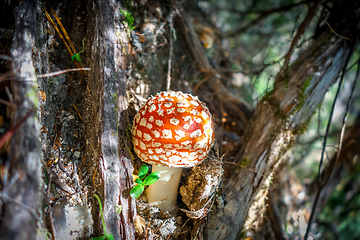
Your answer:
90;194;114;240
119;9;135;37
116;204;122;214
71;38;85;61
130;165;160;198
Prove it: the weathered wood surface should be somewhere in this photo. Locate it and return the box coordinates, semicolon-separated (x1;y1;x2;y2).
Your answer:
206;12;359;240
84;0;136;239
2;0;359;239
0;0;41;239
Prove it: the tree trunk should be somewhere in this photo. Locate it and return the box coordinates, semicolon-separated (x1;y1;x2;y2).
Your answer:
206;4;359;239
83;0;136;239
0;0;41;239
1;0;359;239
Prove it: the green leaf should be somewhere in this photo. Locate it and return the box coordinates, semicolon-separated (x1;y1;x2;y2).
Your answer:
76;54;82;61
127;15;134;26
138;165;149;180
93;194;107;236
143;172;160;185
71;54;77;61
116;204;122;214
130;184;144;198
135;178;142;184
90;236;106;240
119;9;134;35
105;234;114;240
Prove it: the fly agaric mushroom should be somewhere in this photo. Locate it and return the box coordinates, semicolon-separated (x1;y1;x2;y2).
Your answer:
132;91;215;212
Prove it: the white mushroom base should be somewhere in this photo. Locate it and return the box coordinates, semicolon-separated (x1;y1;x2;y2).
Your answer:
145;165;182;213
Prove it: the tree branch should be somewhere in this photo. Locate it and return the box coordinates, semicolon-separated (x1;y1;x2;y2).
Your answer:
216;0;314;16
207;15;356;240
275;0;323;83
224;0;315;37
304;35;359;239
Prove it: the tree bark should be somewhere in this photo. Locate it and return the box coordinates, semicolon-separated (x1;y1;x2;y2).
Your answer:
1;0;359;239
207;16;358;240
84;0;136;239
0;0;41;239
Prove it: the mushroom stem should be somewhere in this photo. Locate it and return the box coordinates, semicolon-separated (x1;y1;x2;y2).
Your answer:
145;165;182;212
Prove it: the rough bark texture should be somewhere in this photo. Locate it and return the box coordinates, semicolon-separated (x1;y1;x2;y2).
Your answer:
252;112;360;239
1;0;359;239
206;7;359;240
0;0;41;239
84;0;136;239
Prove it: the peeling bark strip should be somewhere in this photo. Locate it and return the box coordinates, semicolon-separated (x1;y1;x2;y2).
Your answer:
0;0;41;239
86;0;136;239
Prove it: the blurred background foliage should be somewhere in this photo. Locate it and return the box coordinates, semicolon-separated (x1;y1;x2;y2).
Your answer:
181;0;360;239
319;164;360;239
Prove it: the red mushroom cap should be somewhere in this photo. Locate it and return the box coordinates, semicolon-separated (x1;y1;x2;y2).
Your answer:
132;91;215;167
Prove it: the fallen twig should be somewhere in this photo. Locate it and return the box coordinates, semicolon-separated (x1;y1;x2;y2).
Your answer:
36;68;91;78
0;110;33;149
